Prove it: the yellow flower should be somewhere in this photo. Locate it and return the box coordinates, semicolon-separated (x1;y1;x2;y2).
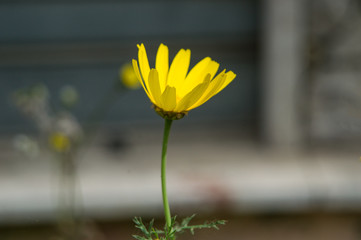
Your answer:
49;132;71;153
120;63;141;89
132;43;236;119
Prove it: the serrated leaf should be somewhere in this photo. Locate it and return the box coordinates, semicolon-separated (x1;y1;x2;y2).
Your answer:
181;214;195;227
132;234;147;240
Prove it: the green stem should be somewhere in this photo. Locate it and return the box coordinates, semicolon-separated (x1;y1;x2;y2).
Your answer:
161;119;173;233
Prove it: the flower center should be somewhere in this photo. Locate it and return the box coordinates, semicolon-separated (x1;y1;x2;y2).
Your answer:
153;105;187;120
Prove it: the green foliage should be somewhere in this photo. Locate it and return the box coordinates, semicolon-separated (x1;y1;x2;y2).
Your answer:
132;215;226;240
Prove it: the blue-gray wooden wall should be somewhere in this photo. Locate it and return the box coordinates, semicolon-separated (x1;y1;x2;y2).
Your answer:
0;0;259;133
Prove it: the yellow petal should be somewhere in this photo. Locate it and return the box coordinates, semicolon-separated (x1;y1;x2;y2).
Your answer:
137;43;150;85
179;57;210;94
195;70;236;107
215;71;236;95
175;74;211;112
180;58;219;97
147;69;162;105
188;70;228;110
132;59;154;102
204;70;227;98
204;60;219;79
132;59;143;84
160;86;177;111
156;44;169;92
167;49;191;88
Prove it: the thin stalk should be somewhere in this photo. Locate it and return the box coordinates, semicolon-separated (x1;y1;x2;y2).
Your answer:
161;119;173;234
58;151;78;240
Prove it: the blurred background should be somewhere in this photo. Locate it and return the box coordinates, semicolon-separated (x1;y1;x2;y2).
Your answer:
1;0;361;239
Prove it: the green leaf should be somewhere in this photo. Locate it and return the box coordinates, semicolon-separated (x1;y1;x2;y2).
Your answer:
133;214;226;240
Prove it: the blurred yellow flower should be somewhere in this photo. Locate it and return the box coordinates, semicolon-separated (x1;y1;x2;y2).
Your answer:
49;132;71;153
120;63;141;89
132;43;236;119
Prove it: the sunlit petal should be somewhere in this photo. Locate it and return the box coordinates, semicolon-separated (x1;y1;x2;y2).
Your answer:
148;69;162;105
180;58;219;97
160;86;177;111
132;59;154;101
188;70;227;110
137;43;150;85
215;71;236;95
167;49;191;88
156;43;169;92
178;57;210;95
175;74;211;112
